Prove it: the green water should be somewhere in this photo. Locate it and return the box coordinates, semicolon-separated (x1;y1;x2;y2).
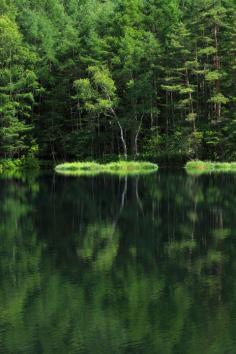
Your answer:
1;170;236;354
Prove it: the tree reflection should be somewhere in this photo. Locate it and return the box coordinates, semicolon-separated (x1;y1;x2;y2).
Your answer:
0;172;236;353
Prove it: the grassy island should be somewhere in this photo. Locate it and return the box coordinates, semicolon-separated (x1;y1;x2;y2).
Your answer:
55;161;158;176
185;160;236;175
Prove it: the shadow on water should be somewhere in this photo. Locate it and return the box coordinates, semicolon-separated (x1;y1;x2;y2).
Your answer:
0;169;236;353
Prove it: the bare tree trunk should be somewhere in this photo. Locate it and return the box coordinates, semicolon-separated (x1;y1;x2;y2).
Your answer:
116;119;128;160
108;100;128;160
133;116;143;159
110;106;128;160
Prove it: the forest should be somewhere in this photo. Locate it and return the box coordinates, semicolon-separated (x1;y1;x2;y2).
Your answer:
1;0;236;163
1;2;236;351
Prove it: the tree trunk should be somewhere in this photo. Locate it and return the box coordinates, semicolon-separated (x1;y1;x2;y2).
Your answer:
133;117;143;159
116;119;128;160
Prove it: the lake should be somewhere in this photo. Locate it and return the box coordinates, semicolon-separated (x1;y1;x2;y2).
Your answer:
0;170;236;353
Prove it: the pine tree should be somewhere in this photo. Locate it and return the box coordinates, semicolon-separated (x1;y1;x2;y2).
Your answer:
0;15;40;157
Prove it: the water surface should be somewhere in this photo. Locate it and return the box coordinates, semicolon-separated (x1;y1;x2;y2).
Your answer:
1;170;236;353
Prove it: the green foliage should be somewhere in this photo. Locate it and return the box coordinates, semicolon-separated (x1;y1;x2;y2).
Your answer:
143;129;203;162
2;0;236;162
0;157;39;174
0;15;40;158
73;65;117;115
208;93;229;105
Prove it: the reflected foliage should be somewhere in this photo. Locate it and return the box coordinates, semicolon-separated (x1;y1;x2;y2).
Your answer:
1;171;236;353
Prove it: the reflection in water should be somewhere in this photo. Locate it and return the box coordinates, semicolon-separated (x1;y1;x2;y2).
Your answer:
0;171;236;353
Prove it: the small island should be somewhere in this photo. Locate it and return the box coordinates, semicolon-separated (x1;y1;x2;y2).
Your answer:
185;160;236;175
55;161;158;176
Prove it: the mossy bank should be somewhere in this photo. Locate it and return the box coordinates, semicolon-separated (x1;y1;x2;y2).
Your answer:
185;160;236;175
55;161;158;176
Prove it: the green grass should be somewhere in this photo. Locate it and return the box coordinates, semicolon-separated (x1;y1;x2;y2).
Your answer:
185;160;236;175
55;161;158;176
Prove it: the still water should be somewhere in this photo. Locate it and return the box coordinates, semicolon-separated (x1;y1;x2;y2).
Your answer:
0;170;236;353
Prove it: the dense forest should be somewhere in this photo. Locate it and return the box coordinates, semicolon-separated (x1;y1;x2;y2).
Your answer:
1;0;236;163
